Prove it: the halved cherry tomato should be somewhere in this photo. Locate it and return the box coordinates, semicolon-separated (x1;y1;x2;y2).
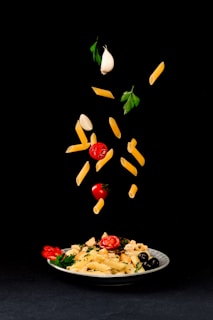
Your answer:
99;235;120;250
92;183;109;200
89;142;108;160
41;245;63;260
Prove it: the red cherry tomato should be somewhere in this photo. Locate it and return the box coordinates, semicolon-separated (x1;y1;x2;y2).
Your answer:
41;245;63;260
89;142;108;160
99;235;120;250
92;183;109;200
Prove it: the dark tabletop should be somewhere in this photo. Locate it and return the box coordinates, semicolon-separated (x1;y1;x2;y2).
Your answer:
1;252;213;320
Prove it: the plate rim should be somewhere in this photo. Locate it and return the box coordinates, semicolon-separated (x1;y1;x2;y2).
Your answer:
47;247;170;279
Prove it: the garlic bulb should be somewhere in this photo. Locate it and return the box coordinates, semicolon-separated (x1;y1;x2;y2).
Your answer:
100;45;114;75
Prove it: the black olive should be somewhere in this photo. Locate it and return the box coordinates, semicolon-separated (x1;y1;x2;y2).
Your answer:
143;257;160;270
138;252;149;262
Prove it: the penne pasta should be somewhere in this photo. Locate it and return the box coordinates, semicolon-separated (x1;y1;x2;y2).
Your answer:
149;61;165;85
120;157;138;176
90;132;97;145
127;138;137;152
128;184;138;198
75;120;88;145
76;161;90;186
109;117;121;139
64;233;153;275
127;142;145;167
65;142;91;153
131;147;145;166
96;148;114;172
93;198;105;214
91;86;115;99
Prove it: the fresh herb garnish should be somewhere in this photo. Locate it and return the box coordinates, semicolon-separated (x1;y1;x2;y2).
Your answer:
118;237;130;249
135;262;143;272
120;85;141;115
51;253;75;269
90;37;102;66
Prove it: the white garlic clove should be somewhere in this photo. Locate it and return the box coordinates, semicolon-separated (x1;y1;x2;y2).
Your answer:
79;114;93;131
100;45;114;75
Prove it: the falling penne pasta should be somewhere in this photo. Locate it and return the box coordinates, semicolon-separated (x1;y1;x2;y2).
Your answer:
131;147;145;166
149;61;165;85
65;142;91;153
96;148;114;172
127;138;137;153
76;161;90;186
90;132;97;145
93;198;105;214
109;117;121;139
120;157;138;176
75;120;88;145
128;184;138;198
91;86;115;99
127;142;145;167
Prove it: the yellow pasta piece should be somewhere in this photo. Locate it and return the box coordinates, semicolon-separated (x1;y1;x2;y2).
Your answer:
65;142;91;153
109;117;121;139
76;161;90;186
75;120;88;145
93;198;105;214
103;259;126;271
91;86;115;99
120;157;138;176
128;184;138;198
90;132;97;145
127;138;137;152
149;61;165;85
86;261;111;272
129;147;145;167
96;148;114;172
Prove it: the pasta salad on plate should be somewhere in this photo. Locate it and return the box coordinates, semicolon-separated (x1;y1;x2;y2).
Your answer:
42;232;170;279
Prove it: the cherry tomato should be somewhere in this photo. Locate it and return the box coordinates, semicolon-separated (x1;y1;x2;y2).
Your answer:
92;183;109;200
99;235;120;250
89;142;108;160
41;245;63;260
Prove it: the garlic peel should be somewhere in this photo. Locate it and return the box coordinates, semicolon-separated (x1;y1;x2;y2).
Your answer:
100;45;114;75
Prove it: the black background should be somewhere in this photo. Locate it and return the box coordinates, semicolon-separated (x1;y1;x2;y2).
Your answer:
3;4;212;275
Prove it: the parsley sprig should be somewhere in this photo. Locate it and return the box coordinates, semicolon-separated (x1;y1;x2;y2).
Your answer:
51;253;75;269
120;85;141;115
